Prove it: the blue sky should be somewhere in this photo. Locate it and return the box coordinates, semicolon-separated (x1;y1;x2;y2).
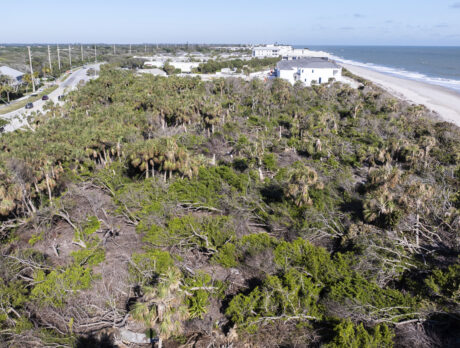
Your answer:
3;0;460;45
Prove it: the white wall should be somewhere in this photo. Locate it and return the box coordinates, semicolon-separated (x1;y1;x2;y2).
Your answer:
277;67;342;86
170;62;200;73
277;68;297;84
298;67;341;85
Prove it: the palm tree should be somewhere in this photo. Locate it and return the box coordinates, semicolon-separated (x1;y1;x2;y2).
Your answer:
0;75;15;103
363;188;399;228
41;67;51;79
286;165;319;207
419;136;436;168
131;267;189;348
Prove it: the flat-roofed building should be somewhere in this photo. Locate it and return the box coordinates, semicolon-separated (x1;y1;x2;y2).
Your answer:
275;58;342;85
252;44;292;58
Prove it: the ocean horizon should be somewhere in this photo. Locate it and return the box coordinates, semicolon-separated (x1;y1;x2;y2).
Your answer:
295;45;460;93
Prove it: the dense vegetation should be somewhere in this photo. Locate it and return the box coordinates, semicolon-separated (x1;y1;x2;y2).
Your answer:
1;43;248;104
0;65;459;347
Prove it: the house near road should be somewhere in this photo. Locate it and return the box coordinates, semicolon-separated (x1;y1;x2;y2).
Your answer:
0;66;25;85
275;58;342;86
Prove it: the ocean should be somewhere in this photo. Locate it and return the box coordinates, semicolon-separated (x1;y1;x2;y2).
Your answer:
296;46;460;93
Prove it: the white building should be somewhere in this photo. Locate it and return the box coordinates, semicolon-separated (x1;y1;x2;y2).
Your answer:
252;45;292;58
252;45;331;60
137;68;167;77
169;62;200;73
0;66;25;85
276;58;342;86
144;61;200;73
287;48;331;60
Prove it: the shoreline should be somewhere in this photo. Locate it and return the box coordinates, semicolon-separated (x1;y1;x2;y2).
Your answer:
341;63;460;127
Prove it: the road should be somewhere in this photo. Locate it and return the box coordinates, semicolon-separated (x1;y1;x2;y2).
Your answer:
1;63;100;133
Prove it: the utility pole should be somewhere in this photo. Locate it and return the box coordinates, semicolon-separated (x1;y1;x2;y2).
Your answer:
129;44;132;55
57;44;61;70
145;44;147;53
94;45;97;63
27;46;36;93
113;44;116;54
81;45;84;62
68;45;72;70
47;45;52;73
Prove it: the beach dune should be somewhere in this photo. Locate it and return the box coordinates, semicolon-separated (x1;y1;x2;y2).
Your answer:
343;63;460;127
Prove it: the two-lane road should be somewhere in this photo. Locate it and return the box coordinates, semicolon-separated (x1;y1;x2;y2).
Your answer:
1;63;100;133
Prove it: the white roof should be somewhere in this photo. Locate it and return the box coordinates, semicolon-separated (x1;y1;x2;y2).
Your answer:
277;58;341;70
138;69;167;77
0;66;25;79
253;45;292;50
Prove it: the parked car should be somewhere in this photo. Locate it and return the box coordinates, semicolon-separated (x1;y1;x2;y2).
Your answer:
25;102;34;109
31;93;38;97
57;95;65;101
42;95;49;101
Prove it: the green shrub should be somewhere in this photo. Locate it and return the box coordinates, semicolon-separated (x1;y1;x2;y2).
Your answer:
326;320;394;348
71;246;105;266
0;280;28;323
31;265;94;307
226;268;322;330
184;272;222;319
213;243;238;268
425;263;460;301
143;215;235;251
240;233;279;257
71;216;105;266
28;232;44;246
262;153;278;172
274;238;339;283
214;233;278;268
168;167;226;207
326;274;418;319
130;249;175;284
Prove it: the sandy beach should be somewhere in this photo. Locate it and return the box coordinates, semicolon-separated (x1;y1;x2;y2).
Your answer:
342;63;460;127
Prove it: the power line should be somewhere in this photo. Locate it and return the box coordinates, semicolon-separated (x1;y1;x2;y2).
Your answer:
57;44;61;70
27;46;36;93
68;45;72;71
47;45;52;73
